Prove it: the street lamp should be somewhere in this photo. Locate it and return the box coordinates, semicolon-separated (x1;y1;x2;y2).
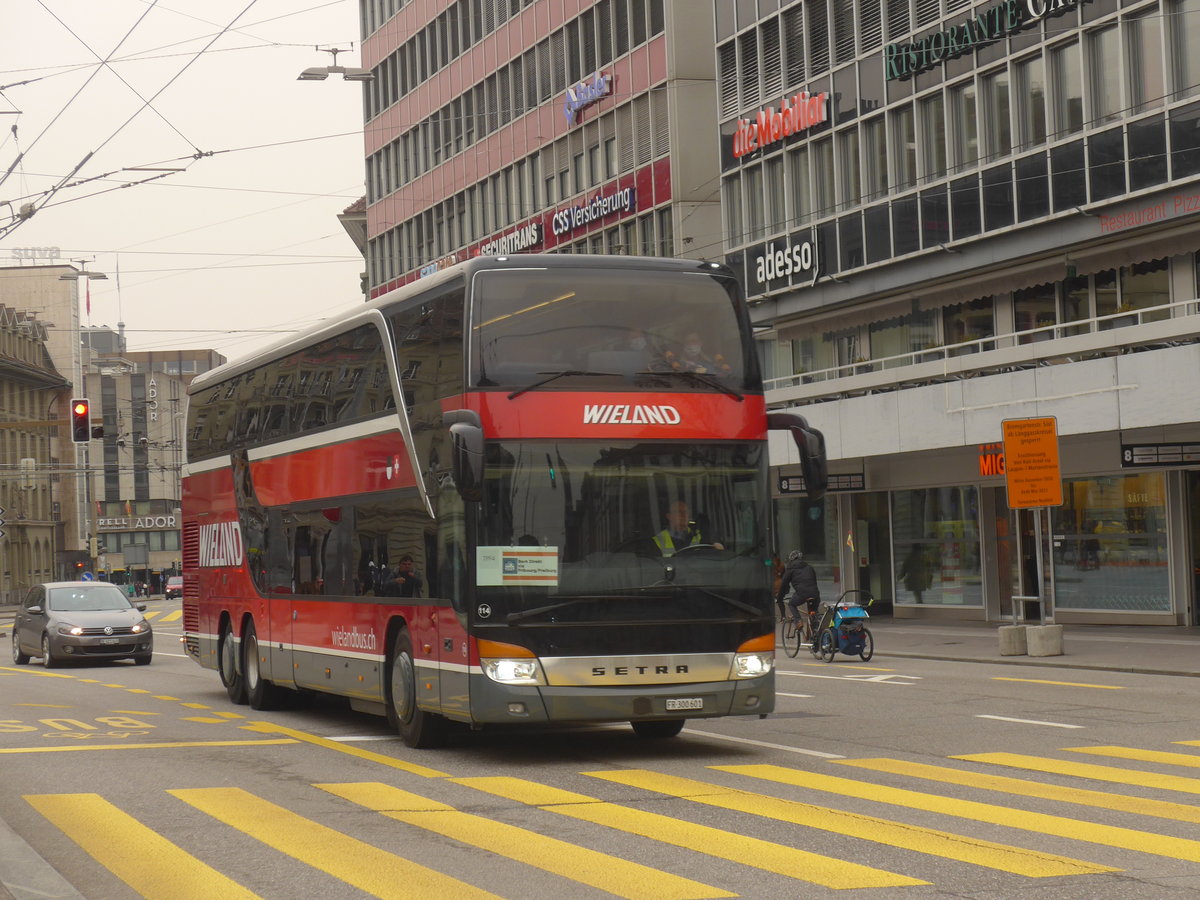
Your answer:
298;47;373;82
58;258;107;281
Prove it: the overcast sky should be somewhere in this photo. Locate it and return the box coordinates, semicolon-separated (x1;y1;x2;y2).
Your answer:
1;0;368;363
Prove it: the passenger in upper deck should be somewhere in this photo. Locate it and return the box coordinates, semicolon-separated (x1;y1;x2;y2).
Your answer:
660;331;733;377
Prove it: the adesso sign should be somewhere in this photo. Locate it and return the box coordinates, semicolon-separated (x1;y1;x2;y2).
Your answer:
741;233;819;296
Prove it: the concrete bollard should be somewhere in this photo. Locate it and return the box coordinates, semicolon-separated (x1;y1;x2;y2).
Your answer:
1026;624;1064;657
998;625;1028;656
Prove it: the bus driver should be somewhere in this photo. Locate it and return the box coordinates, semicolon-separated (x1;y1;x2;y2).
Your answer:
653;500;724;556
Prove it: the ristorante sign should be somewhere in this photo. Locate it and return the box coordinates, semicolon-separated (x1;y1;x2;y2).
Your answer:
885;0;1092;81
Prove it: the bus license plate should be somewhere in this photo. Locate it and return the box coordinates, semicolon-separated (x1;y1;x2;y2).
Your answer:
666;698;703;711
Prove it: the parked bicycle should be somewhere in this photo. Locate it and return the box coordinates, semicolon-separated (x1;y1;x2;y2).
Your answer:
811;589;875;662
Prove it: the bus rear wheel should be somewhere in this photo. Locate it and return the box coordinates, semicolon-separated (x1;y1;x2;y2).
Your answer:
631;719;685;739
387;629;446;749
219;620;247;705
243;619;285;710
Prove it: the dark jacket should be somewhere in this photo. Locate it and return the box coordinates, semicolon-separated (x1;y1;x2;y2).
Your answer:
776;559;820;604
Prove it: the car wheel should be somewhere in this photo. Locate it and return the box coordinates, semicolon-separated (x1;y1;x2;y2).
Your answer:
12;631;29;665
386;628;446;749
134;653;152;666
41;634;58;669
218;620;247;705
242;619;285;710
631;719;685;739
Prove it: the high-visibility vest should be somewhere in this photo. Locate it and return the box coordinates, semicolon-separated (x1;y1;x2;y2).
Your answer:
653;529;701;556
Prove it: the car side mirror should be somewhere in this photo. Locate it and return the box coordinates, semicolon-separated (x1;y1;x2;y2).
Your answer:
767;412;828;501
27;605;43;615
137;603;147;612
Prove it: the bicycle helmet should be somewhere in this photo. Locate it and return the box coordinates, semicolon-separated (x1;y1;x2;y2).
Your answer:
788;550;803;562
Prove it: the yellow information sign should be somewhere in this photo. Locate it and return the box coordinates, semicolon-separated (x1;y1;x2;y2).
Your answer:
1002;417;1063;508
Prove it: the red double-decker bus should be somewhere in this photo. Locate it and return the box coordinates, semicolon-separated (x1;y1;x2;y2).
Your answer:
182;255;825;747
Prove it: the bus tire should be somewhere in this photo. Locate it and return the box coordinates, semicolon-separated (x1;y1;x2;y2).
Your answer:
387;629;446;749
218;620;247;705
243;619;285;710
631;719;685;739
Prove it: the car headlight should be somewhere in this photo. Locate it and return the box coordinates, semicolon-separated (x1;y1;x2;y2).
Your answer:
477;639;546;685
57;624;83;636
731;632;775;678
131;621;150;634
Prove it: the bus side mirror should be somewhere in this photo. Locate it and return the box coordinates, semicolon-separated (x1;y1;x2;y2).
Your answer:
444;410;484;502
767;413;828;502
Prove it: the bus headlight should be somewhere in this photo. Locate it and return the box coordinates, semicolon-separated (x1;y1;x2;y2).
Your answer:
477;639;546;686
732;632;775;678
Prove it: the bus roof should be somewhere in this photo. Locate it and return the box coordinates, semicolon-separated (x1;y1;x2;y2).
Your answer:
188;254;735;396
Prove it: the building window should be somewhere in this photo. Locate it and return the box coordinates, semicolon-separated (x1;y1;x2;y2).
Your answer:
1127;11;1164;114
1013;55;1047;148
837;129;860;211
1051;40;1083;136
788;146;811;225
765;156;786;233
891;103;916;191
918;92;946;182
811;139;834;219
861;116;888;201
1087;25;1122;125
724;177;744;247
948;80;978;172
745;164;764;240
1014;283;1058;342
892;487;981;607
980;68;1011;160
1170;0;1200;101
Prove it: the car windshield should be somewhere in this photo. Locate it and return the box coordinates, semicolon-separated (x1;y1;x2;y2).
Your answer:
47;587;134;612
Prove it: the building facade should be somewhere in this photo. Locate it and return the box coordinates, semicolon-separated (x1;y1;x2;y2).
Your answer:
359;0;721;297
719;0;1200;625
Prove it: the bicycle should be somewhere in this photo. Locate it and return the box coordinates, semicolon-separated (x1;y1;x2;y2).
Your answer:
779;601;817;658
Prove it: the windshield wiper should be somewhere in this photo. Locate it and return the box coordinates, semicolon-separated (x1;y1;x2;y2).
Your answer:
508;370;618;400
636;369;743;401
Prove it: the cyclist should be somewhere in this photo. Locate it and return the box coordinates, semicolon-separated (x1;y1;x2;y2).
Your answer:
776;549;820;624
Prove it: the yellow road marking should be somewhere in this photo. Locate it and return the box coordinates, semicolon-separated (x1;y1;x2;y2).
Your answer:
240;721;448;779
26;793;260;900
14;702;74;707
1066;745;1200;767
214;711;245;719
182;703;212;709
321;781;731;900
158;610;183;622
955;752;1200;795
456;775;923;889
153;695;181;701
992;677;1123;689
721;762;1200;863
0;739;297;754
170;787;499;900
590;768;1103;879
111;710;160;715
185;716;234;724
124;689;152;694
839;758;1200;825
0;667;75;678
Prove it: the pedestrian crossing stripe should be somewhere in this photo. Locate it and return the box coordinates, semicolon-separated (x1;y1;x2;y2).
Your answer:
583;768;1109;878
318;781;731;900
837;757;1200;825
454;775;925;889
955;751;1200;795
717;763;1200;864
1064;745;1200;768
169;786;500;899
25;793;261;900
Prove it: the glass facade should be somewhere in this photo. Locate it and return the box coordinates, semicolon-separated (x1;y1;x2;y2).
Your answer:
892;487;981;607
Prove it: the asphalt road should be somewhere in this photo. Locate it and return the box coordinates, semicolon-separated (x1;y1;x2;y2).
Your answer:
4;600;1200;898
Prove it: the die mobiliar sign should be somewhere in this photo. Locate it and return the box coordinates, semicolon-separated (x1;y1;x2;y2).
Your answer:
884;0;1092;81
732;91;829;159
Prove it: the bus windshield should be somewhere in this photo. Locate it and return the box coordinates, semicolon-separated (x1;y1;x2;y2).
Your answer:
476;441;770;624
471;267;755;392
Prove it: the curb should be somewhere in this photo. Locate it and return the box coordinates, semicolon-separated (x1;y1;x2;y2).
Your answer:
0;814;85;900
875;649;1200;679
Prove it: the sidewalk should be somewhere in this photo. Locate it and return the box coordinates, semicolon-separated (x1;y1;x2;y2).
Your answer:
866;616;1200;678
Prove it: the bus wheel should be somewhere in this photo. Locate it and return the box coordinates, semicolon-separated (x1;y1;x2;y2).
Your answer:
387;629;446;749
242;619;284;710
631;719;685;739
218;621;247;705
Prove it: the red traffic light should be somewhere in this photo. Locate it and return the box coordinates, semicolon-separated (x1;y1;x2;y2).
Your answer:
69;398;91;443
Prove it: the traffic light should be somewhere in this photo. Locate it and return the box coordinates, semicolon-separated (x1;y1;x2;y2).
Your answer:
70;398;90;443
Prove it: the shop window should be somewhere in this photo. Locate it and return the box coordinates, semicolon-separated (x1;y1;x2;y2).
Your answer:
919;186;949;248
1015;283;1058;341
1051;474;1169;612
1050;140;1087;211
1015;152;1050;221
1088;126;1127;201
942;297;995;353
949;174;980;240
891;487;982;607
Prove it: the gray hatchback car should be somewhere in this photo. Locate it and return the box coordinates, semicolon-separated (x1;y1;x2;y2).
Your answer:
12;581;153;667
